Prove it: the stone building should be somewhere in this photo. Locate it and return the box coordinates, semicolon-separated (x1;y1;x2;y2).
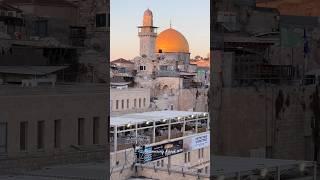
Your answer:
110;87;150;116
0;2;24;39
211;0;320;162
1;0;109;82
128;9;209;113
0;84;108;170
0;0;110;172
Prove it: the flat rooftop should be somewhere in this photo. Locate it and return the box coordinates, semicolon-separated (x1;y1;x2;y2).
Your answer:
111;111;207;126
0;161;107;180
0;83;108;96
212;156;312;175
1;156;313;179
110;87;149;93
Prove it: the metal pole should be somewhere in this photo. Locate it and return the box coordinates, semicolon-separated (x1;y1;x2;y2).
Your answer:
183;117;186;136
196;116;198;133
135;123;138;145
207;115;210;130
168;119;171;140
277;166;280;180
314;162;317;180
153;121;156;143
114;126;117;152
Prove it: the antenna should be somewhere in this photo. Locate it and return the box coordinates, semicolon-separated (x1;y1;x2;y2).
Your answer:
170;19;172;28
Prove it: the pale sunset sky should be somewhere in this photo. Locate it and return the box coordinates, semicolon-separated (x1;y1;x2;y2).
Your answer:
110;0;210;61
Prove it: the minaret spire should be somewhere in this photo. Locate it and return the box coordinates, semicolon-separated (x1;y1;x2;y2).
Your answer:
138;9;158;58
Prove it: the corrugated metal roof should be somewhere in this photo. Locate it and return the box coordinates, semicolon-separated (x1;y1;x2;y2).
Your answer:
111;111;206;126
0;2;23;12
112;58;134;64
4;0;77;7
0;66;68;75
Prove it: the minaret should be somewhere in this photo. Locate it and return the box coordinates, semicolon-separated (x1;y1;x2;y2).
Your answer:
138;9;158;58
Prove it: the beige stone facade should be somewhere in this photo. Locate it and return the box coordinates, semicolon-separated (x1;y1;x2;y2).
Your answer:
110;88;150;115
0;84;108;168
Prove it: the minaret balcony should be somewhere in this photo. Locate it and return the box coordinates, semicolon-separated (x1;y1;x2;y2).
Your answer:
138;31;157;37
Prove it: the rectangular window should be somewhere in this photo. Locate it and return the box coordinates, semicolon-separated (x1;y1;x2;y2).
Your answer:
37;121;45;149
108;13;110;27
93;117;99;144
0;123;7;153
188;152;191;162
134;99;137;107
127;99;129;109
143;98;146;107
144;66;146;70
69;26;86;47
201;148;204;158
20;121;28;151
198;149;201;159
140;66;144;70
96;13;106;27
78;118;85;145
139;98;141;108
160;65;168;71
33;20;48;37
116;100;119;109
54;119;61;148
121;100;124;109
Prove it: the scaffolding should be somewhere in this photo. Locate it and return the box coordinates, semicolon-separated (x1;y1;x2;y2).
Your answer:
110;111;209;152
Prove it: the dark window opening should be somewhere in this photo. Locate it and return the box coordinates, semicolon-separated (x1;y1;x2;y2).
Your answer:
96;13;106;27
0;123;7;153
20;121;28;151
93;117;99;144
127;99;129;108
33;19;48;37
121;100;124;109
54;120;61;148
37;121;45;149
78;118;85;145
70;26;86;47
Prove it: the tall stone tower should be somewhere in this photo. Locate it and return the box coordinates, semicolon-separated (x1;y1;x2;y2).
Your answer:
138;9;158;58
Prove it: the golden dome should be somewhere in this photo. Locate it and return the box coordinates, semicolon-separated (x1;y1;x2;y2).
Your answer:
155;28;189;53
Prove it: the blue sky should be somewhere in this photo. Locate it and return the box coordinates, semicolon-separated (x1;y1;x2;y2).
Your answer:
110;0;210;60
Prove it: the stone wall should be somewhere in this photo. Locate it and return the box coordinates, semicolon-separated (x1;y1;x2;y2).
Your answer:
213;85;319;161
110;88;150;115
0;88;108;160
